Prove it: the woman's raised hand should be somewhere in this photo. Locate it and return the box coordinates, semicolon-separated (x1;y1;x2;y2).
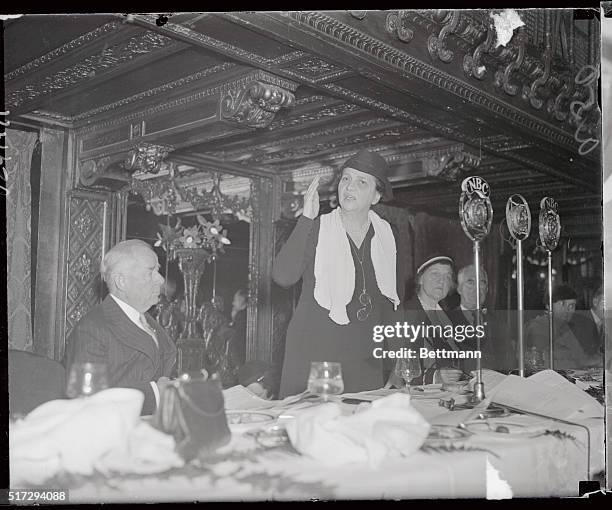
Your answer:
302;176;320;219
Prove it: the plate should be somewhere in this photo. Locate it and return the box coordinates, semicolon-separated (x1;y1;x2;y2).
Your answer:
423;425;472;446
410;387;452;399
226;411;275;432
463;420;543;438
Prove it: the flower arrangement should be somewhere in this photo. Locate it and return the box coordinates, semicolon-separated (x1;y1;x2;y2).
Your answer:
155;214;231;261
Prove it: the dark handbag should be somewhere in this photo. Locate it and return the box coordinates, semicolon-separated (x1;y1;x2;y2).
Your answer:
153;378;231;462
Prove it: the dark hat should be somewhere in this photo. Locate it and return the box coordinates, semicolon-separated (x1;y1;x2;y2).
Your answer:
416;255;454;276
548;284;577;304
341;149;393;201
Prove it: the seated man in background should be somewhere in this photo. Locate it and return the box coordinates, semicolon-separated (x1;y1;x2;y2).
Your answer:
525;284;601;370
570;284;604;358
63;239;177;415
447;264;515;373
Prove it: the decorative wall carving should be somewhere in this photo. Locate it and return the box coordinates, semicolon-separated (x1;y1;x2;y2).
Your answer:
77;69;296;136
427;10;461;63
463;21;494;80
123;143;174;174
385;10;414;43
220;80;296;128
287;12;582;151
522;31;552;110
64;192;110;341
7;30;177;109
268;102;361;130
494;29;527;96
422;147;481;181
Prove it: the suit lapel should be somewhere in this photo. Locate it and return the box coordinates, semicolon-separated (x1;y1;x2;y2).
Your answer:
102;296;159;369
143;311;177;375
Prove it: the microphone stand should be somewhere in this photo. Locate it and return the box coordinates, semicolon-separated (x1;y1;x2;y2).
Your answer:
539;197;561;370
459;176;493;403
505;194;531;377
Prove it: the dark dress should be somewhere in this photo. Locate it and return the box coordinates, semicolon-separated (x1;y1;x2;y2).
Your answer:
273;215;401;398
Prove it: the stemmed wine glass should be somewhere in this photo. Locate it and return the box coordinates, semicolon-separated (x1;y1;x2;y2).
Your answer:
66;362;109;398
307;362;344;402
394;357;422;395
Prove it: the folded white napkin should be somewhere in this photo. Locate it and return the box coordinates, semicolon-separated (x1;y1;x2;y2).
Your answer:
284;393;430;468
96;421;184;476
10;388;182;486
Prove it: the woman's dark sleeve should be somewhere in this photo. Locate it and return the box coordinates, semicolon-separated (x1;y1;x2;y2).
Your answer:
272;216;317;288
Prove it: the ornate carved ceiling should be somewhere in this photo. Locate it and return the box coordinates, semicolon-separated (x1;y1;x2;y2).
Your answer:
4;10;602;238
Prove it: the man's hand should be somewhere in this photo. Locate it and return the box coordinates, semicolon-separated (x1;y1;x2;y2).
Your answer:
302;176;320;219
156;376;173;396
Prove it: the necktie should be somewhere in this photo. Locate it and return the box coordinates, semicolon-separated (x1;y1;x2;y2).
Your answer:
465;309;475;325
139;313;158;347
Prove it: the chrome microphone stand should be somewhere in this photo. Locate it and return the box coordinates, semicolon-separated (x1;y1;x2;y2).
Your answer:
539;197;561;370
459;176;493;403
505;195;531;377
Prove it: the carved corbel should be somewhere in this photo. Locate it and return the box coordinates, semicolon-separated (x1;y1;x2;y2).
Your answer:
385;10;414;43
428;10;462;63
463;20;494;80
220;81;295;129
422;149;481;182
123;143;174;174
494;29;527;96
79;154;131;188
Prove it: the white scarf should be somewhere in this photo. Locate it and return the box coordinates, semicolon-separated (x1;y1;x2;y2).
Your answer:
314;208;400;325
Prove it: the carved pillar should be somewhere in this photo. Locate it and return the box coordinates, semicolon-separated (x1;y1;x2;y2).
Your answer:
32;127;72;359
247;176;276;363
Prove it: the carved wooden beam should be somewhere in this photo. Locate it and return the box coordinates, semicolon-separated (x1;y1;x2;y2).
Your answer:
6;24;188;116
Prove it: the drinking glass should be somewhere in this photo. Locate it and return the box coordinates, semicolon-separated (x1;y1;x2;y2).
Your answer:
66;362;109;398
307;362;344;402
394;358;422;395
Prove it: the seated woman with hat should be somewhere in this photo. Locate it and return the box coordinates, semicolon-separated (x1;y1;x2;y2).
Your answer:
273;149;402;398
396;255;465;386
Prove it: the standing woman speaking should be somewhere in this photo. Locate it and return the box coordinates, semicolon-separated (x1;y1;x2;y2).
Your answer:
273;150;402;398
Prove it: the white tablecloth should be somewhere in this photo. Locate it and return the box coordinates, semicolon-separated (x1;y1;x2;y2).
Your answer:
61;390;601;502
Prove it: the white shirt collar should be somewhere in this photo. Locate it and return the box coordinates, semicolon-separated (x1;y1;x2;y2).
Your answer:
110;294;143;327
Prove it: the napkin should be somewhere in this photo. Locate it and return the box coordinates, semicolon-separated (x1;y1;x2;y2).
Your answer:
10;388;182;486
95;421;184;475
284;393;430;468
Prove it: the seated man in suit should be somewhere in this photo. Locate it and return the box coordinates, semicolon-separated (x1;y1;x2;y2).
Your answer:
63;239;177;415
525;284;601;370
447;264;515;373
570;284;604;357
397;255;464;385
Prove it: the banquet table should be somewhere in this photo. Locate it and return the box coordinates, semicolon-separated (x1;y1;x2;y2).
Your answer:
17;381;602;503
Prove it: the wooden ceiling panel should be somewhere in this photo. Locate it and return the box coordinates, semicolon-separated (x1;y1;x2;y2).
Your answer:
47;48;228;117
3;14;116;74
